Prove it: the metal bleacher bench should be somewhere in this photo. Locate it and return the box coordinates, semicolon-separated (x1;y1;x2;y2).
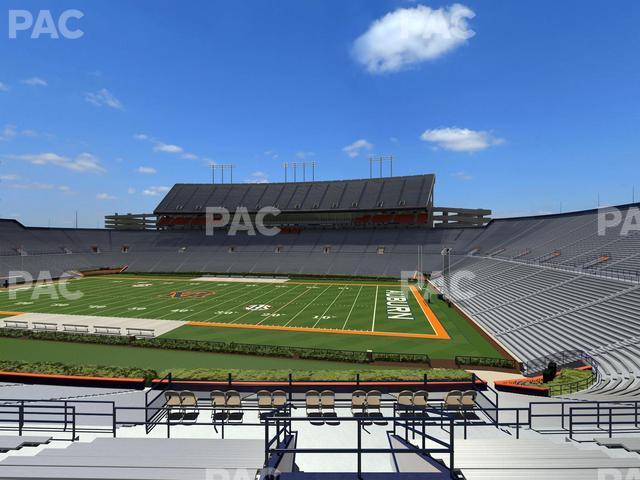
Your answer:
93;326;122;336
3;320;29;329
32;322;58;332
125;328;155;338
62;324;90;333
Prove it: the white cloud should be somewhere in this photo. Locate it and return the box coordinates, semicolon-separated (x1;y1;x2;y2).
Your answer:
127;187;136;194
7;182;72;193
96;192;116;200
263;150;279;160
137;166;157;174
9;182;54;190
0;125;17;141
246;171;269;184
84;88;123;109
0;124;39;141
420;127;504;152
451;171;473;181
0;174;19;181
142;186;170;196
154;143;183;154
343;139;373;158
22;77;47;87
6;152;106;173
136;132;198;159
0;82;8;92
353;4;475;73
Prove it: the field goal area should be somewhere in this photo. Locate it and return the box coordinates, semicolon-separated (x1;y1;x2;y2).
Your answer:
0;275;449;340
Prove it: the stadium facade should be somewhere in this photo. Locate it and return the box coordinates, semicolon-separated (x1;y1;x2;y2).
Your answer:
107;174;492;230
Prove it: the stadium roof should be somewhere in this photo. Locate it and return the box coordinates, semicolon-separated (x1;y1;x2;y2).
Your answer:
154;174;435;214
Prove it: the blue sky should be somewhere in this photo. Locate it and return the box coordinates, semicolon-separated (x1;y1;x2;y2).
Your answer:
0;0;639;227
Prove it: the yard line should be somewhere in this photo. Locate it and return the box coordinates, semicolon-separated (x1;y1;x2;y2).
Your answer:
26;278;165;315
283;286;332;327
342;285;364;330
228;284;303;324
94;281;252;320
2;276;228;319
312;287;346;328
138;282;242;318
95;282;260;320
371;286;379;332
179;283;276;321
153;282;249;319
256;285;311;325
66;279;226;318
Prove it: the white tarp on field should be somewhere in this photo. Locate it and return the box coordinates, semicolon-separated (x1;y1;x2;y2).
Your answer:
1;312;185;337
191;276;289;283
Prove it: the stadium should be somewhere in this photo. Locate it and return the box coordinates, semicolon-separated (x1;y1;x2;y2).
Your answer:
1;170;640;478
2;1;640;478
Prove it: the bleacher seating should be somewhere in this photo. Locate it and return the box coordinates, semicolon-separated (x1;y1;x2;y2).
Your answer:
3;201;640;399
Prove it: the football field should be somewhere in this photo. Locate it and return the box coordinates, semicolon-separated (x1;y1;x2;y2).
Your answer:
0;274;505;360
0;275;446;339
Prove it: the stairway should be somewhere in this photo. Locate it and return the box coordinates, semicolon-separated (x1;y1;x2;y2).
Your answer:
433;438;640;480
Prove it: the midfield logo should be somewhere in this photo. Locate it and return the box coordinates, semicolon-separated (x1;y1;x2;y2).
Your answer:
167;291;214;299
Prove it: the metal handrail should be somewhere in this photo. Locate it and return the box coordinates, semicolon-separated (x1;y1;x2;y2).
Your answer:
568;403;640;439
521;349;598;376
263;411;457;478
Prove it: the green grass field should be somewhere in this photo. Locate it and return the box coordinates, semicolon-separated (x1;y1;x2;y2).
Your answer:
1;275;435;334
0;337;390;371
0;274;504;362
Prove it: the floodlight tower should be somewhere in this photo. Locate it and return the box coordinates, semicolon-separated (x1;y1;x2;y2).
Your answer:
368;155;394;178
209;163;235;184
441;247;452;300
290;161;317;182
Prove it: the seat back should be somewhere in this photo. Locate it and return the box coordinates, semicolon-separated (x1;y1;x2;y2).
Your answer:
272;390;287;407
351;390;366;408
226;390;242;408
366;390;382;409
444;390;463;406
164;390;182;407
461;390;477;406
320;390;335;408
413;390;429;408
257;390;273;408
397;390;414;407
210;390;226;408
305;390;320;408
180;391;198;407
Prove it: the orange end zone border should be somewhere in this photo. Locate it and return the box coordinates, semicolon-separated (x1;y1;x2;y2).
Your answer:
409;285;450;340
187;286;450;340
0;311;25;316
